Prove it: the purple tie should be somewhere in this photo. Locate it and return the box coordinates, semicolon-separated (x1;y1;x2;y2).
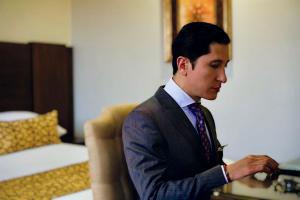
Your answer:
188;103;211;162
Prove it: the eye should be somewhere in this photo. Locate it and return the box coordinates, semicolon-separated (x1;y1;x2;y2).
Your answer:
209;62;221;69
209;60;230;69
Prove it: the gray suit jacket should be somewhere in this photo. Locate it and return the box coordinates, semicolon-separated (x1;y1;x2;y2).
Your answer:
122;87;227;200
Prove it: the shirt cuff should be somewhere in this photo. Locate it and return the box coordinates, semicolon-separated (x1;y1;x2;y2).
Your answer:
221;165;229;183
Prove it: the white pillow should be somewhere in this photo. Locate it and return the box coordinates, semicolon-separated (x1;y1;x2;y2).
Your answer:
0;111;67;137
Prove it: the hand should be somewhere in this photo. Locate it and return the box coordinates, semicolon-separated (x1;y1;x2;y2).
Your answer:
238;175;273;188
226;155;279;181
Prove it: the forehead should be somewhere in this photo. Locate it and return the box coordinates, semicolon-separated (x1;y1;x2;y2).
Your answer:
195;43;229;63
208;43;229;58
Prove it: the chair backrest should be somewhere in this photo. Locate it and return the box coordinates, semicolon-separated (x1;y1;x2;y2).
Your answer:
84;104;137;200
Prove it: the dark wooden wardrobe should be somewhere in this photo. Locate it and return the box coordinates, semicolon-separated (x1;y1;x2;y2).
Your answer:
0;42;74;142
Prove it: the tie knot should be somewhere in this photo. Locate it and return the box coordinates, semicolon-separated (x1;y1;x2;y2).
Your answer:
188;102;202;116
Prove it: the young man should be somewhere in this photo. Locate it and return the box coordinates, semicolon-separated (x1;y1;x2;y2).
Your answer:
122;22;278;200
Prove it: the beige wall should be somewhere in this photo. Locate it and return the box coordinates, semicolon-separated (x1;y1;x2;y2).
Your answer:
72;0;169;137
72;0;300;162
1;0;299;162
0;0;71;45
204;0;300;162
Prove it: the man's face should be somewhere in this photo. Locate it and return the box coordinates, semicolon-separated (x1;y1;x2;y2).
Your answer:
185;43;229;100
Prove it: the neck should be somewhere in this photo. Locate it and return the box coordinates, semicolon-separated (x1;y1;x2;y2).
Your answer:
172;75;200;102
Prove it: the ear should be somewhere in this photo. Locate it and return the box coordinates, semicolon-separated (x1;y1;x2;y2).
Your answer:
176;56;189;76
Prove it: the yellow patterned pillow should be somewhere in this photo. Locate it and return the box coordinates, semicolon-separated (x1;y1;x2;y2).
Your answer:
0;110;61;155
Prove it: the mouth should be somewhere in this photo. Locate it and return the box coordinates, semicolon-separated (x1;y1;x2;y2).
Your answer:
211;86;221;92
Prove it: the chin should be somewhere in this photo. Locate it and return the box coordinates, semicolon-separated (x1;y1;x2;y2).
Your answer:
203;94;218;100
204;97;217;101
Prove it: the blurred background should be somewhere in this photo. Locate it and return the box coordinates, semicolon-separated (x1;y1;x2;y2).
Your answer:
0;0;299;163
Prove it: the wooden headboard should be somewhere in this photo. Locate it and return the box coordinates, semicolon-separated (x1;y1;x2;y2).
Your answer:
0;41;74;142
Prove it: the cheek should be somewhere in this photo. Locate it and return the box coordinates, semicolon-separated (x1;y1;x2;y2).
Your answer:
198;75;216;93
194;73;210;85
188;69;214;90
189;75;207;91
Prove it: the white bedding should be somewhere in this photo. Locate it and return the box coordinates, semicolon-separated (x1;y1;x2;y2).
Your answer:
53;189;93;200
0;143;93;200
0;143;88;181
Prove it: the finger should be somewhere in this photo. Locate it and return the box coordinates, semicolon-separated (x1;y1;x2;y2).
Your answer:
255;155;278;163
263;155;279;166
265;159;279;171
269;172;279;180
255;155;279;171
262;166;272;174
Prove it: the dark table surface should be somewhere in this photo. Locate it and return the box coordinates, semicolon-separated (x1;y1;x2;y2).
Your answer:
212;159;300;200
212;173;300;200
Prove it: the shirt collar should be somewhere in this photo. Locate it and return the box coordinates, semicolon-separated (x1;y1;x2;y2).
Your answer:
164;78;196;108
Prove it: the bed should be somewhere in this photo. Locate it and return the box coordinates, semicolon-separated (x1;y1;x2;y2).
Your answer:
0;42;92;199
0;110;92;199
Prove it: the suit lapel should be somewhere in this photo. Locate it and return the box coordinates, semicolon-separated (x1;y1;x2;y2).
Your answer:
201;106;220;164
154;87;205;158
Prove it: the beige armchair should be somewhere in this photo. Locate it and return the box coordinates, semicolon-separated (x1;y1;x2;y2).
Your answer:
84;104;137;200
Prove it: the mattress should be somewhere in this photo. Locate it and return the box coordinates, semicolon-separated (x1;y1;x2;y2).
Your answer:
0;143;92;199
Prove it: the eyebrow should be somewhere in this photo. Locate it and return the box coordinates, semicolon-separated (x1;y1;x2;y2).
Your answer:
210;59;231;67
210;59;230;64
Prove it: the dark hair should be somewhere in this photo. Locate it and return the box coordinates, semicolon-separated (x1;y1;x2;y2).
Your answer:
171;22;230;74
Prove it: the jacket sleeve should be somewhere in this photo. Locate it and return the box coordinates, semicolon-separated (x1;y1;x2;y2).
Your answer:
122;110;227;200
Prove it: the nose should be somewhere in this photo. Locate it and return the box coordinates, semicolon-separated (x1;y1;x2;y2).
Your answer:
217;66;227;83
